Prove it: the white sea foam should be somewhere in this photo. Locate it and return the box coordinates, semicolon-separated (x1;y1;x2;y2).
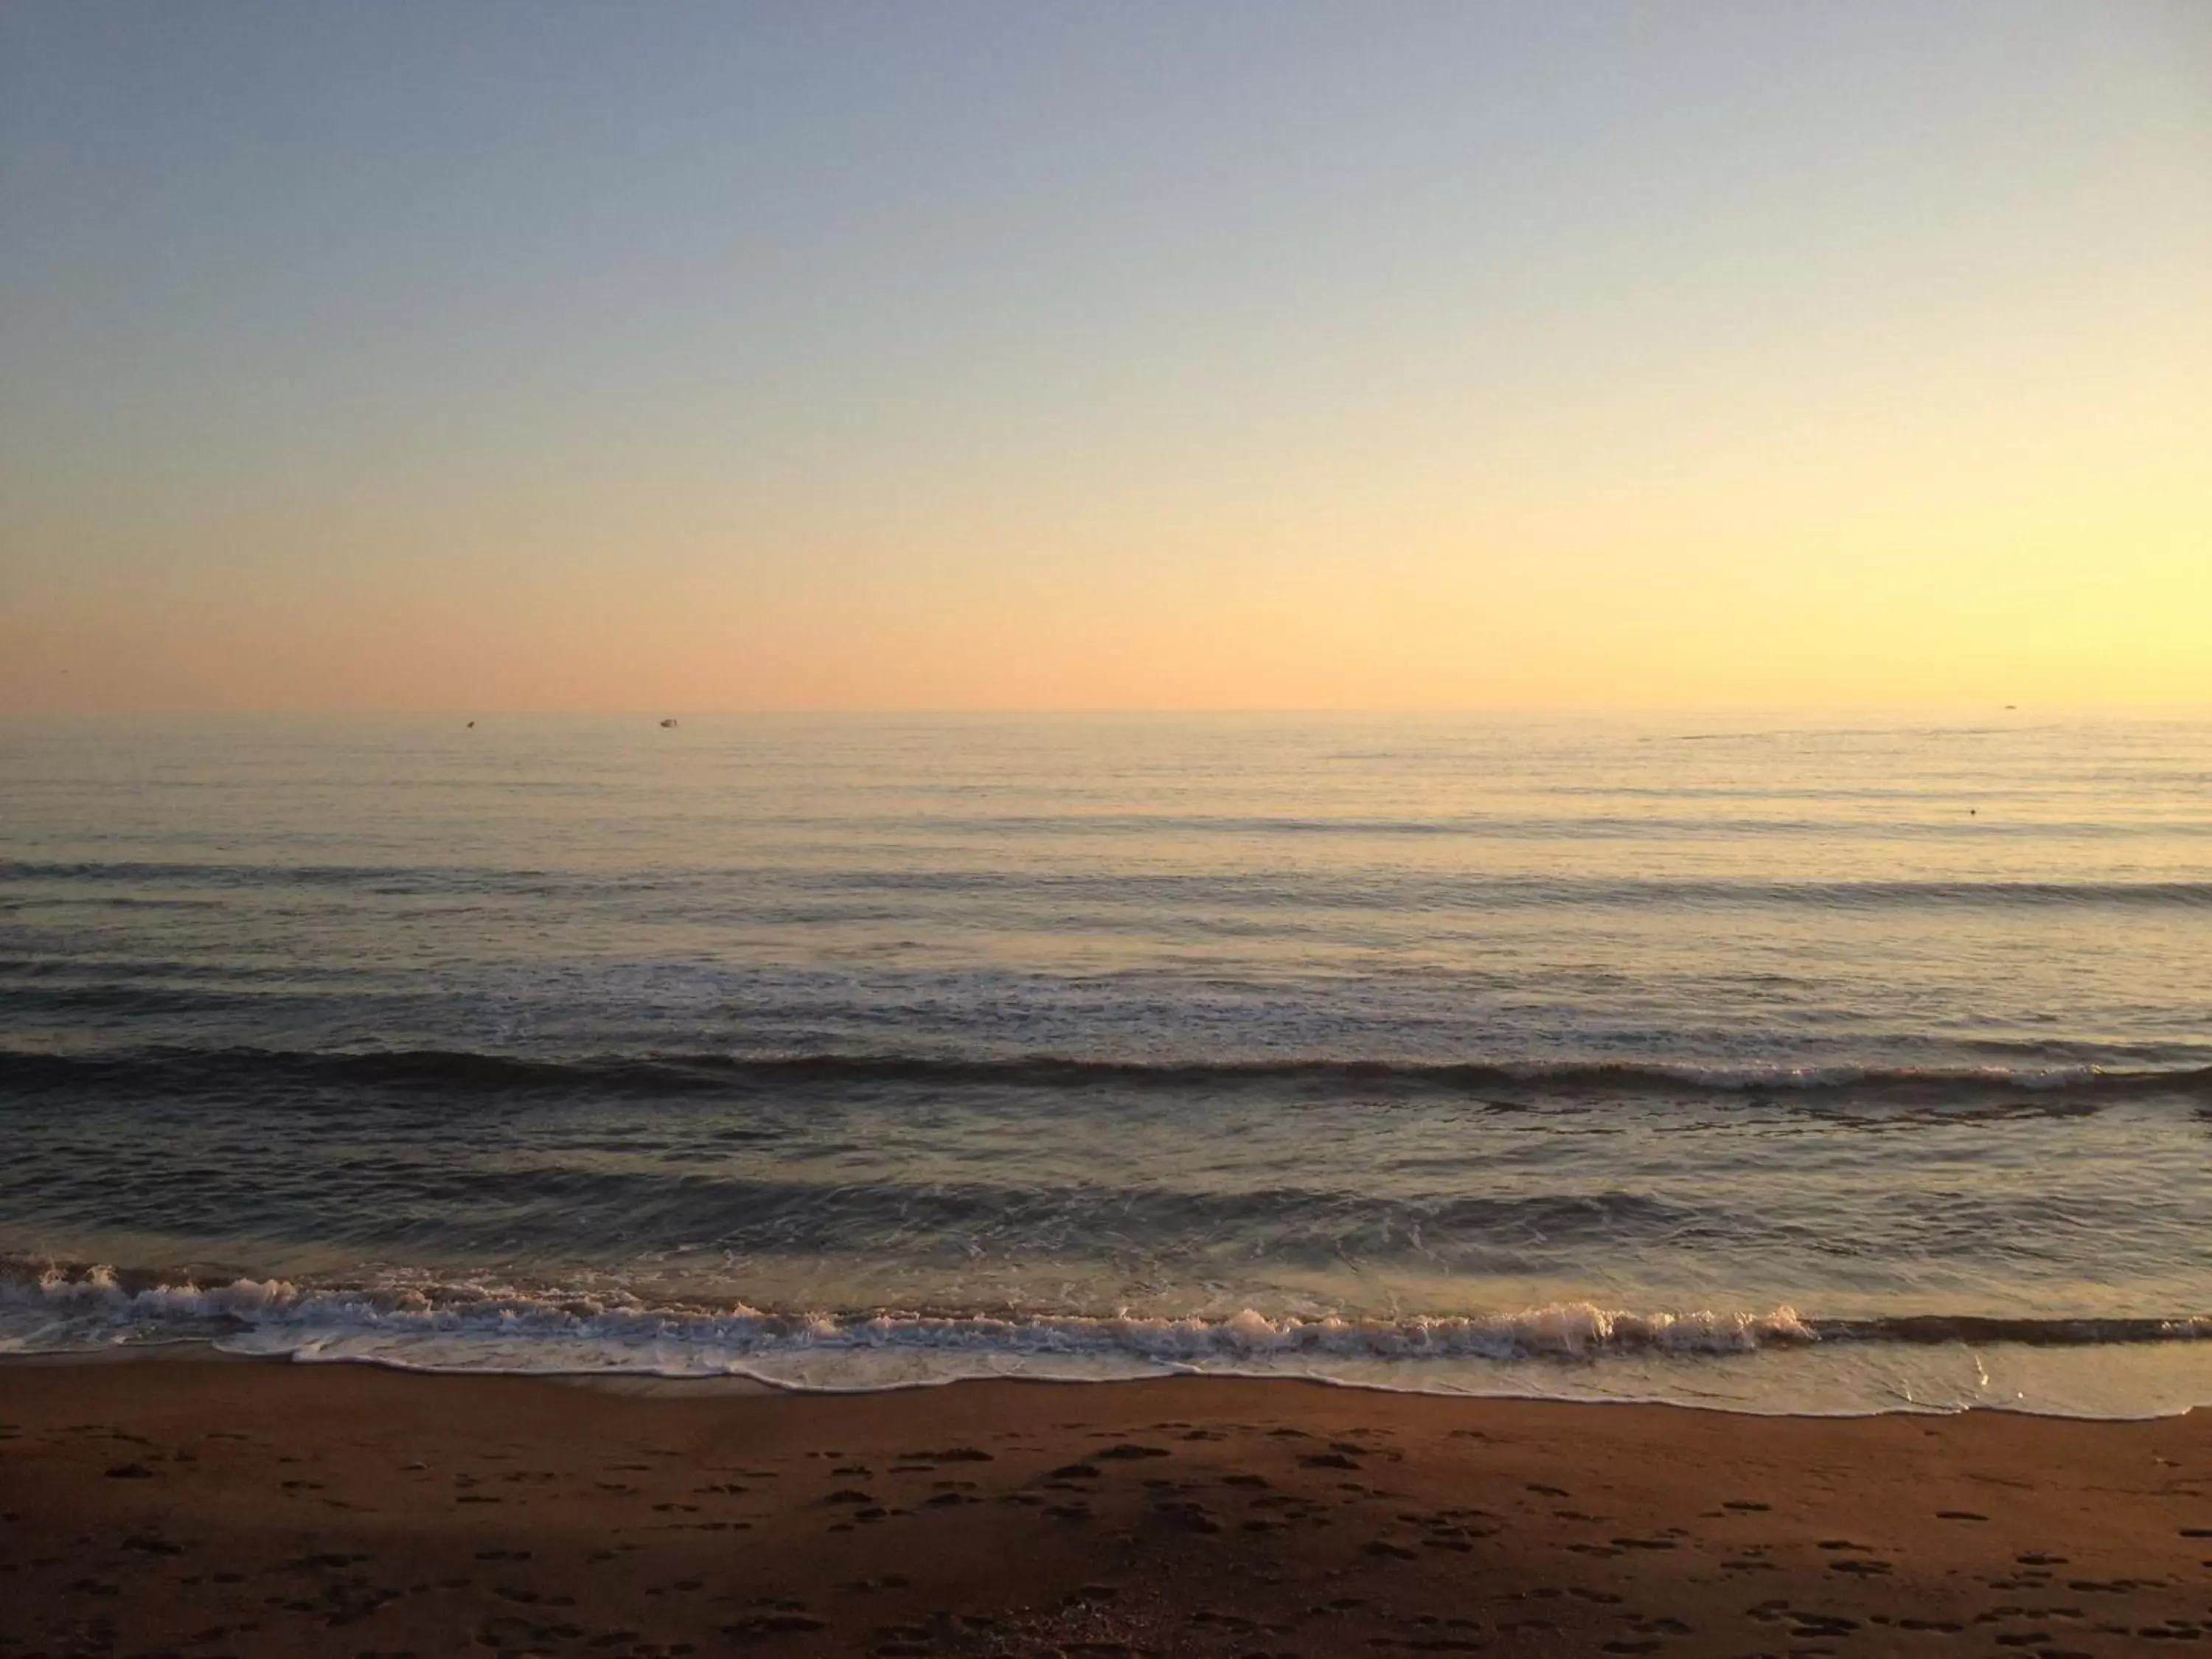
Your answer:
10;1263;2212;1418
1;1263;1809;1362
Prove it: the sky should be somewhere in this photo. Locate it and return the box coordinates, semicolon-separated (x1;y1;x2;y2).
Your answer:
2;1;2208;713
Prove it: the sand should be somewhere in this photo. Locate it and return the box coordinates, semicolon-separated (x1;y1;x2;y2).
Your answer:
2;1357;2209;1657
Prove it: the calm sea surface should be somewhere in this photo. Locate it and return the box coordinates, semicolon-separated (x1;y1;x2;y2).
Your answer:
2;713;2208;1413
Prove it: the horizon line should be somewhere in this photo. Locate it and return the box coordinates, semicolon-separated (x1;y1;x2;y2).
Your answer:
7;700;2211;720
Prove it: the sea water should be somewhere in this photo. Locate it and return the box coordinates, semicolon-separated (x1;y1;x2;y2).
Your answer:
2;712;2207;1413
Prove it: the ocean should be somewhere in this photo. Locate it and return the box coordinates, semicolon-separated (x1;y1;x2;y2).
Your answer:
2;712;2208;1416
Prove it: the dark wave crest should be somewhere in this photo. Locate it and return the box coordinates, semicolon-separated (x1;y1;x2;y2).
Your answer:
4;1045;2208;1106
7;858;2212;911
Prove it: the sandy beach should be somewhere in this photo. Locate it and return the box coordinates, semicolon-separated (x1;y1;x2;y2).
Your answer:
3;1359;2209;1657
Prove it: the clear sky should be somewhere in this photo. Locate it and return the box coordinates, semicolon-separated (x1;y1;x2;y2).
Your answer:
3;1;2207;712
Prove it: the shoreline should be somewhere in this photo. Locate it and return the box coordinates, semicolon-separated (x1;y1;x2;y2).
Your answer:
4;1358;2209;1657
13;1260;2212;1422
10;1329;2212;1422
12;1338;2212;1419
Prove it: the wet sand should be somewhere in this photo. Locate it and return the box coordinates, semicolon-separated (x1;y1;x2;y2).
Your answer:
2;1357;2209;1657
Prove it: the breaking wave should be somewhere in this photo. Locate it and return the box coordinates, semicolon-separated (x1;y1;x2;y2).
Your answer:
6;1262;2208;1417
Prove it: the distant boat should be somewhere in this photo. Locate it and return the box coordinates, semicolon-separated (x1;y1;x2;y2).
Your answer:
659;718;678;728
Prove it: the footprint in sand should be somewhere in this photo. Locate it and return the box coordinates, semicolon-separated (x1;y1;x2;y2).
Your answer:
1300;1452;1361;1470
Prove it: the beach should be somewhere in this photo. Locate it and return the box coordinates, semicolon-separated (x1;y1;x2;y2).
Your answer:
10;0;2210;1645
7;715;2211;1651
4;1359;2209;1657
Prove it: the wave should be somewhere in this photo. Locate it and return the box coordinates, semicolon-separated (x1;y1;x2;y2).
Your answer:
0;859;573;897
12;1260;2210;1359
0;1261;1814;1357
4;1045;2208;1105
5;1263;2208;1418
8;858;2212;911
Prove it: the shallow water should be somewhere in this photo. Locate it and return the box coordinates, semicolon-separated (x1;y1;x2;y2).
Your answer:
3;712;2208;1412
